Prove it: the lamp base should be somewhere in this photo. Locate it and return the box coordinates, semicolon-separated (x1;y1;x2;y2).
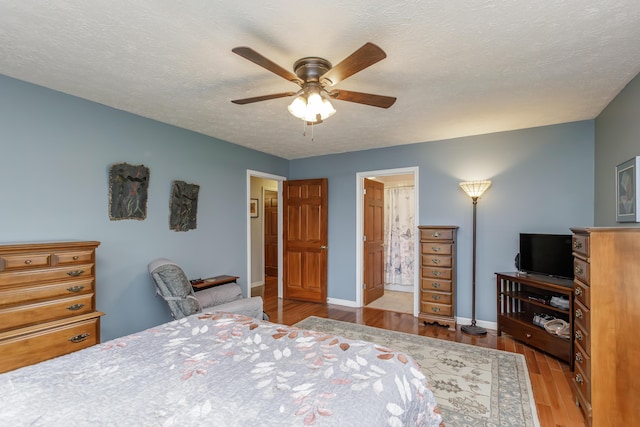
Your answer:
461;324;487;335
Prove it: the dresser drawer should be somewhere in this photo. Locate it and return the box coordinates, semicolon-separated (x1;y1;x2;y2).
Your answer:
421;278;452;292
0;263;94;287
572;234;590;258
420;228;454;241
0;316;100;373
420;301;452;317
421;266;452;280
0;294;94;331
574;299;590;332
574;340;591;379
0;253;51;271
574;321;591;354
0;277;94;306
574;279;590;308
573;258;590;285
574;363;591;402
421;254;452;268
54;250;94;265
420;242;452;255
421;291;452;304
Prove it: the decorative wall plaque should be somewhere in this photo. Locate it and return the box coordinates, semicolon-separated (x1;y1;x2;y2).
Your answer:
169;180;199;231
108;163;149;220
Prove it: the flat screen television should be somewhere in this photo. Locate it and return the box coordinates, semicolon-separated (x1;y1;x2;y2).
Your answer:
518;233;574;279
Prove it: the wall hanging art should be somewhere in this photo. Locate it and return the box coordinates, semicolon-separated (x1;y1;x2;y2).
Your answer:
169;180;200;231
108;162;149;220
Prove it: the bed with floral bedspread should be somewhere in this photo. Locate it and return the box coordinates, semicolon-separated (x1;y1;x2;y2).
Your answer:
0;312;443;426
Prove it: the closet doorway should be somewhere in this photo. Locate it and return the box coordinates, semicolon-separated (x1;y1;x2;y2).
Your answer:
356;168;419;316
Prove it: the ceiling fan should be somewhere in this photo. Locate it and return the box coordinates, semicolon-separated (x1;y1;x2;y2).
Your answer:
231;42;396;124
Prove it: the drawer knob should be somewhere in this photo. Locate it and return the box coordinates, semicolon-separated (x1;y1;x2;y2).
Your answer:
67;285;85;293
432;282;441;289
432;246;441;252
575;330;583;341
431;306;441;313
67;270;85;277
575;265;583;275
432;258;440;264
575;287;583;296
576;352;584;363
575;374;583;385
67;303;85;311
573;241;582;249
24;259;32;265
69;333;90;343
526;333;532;339
73;255;79;260
432;232;441;237
575;308;583;319
432;294;441;301
432;270;442;276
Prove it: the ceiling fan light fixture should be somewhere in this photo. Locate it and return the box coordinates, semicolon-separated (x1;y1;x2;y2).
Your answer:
288;90;336;123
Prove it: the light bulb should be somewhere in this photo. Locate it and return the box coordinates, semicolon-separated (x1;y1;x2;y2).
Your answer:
288;96;307;119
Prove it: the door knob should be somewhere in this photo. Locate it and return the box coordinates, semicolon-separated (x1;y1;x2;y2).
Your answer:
320;245;328;250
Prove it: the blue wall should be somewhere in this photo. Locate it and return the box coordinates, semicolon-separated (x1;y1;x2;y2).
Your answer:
594;72;640;227
289;121;595;324
1;72;598;337
0;75;288;341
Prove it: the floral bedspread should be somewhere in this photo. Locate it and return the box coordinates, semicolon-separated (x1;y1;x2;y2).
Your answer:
0;312;442;426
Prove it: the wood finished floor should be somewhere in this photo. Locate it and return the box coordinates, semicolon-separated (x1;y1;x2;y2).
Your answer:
261;277;587;427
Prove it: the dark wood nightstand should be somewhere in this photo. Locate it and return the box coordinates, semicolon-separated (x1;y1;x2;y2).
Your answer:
191;275;239;291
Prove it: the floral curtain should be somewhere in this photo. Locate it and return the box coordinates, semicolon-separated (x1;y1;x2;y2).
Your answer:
384;186;415;288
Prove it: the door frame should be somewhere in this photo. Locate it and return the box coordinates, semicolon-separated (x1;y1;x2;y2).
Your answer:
355;167;419;315
246;169;285;299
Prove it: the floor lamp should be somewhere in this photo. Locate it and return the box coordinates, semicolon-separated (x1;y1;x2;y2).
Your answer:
459;180;492;336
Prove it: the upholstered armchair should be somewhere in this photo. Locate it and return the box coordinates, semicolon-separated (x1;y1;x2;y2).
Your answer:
148;258;265;320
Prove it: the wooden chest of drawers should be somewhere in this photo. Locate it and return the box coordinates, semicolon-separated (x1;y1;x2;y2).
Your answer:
418;226;458;331
571;228;640;426
0;241;103;373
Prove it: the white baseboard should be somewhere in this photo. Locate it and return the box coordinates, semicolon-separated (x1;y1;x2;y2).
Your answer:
455;316;497;331
324;299;498;331
326;297;358;308
251;280;264;288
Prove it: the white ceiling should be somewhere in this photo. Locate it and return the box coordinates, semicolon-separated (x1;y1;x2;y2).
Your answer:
1;1;639;160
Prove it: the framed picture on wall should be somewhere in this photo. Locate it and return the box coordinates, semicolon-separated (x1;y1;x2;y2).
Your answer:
250;198;259;218
616;156;640;222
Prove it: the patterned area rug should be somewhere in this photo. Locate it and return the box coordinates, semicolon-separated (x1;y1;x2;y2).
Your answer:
294;317;540;427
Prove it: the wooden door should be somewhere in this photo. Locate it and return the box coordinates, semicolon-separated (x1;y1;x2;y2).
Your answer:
363;178;385;305
264;190;278;277
283;178;328;303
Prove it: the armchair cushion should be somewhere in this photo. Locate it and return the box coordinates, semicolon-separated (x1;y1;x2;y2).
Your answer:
194;283;242;308
148;258;201;319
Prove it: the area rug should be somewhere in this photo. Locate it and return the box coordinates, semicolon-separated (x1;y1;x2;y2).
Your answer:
294;316;540;427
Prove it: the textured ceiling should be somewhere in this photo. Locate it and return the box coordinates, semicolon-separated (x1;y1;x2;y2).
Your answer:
1;1;639;159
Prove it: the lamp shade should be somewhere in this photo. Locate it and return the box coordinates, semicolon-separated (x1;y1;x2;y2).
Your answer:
459;180;492;198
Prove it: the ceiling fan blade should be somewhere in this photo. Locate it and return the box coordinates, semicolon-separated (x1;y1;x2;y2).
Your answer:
328;89;396;108
320;42;387;86
231;92;297;105
232;47;302;84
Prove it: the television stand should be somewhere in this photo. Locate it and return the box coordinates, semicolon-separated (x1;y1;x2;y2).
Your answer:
496;272;574;368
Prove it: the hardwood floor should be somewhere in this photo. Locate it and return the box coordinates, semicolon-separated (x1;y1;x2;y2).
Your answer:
262;276;587;427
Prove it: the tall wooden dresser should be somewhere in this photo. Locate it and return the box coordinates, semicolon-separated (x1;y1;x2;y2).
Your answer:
418;226;458;331
571;228;640;426
0;241;103;373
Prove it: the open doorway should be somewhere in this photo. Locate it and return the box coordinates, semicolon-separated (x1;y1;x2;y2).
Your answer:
247;170;285;300
355;167;419;316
